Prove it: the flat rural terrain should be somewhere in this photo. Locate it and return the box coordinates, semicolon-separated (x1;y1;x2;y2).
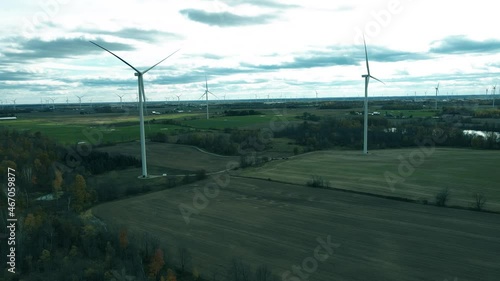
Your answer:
98;142;238;174
93;177;500;281
241;148;500;212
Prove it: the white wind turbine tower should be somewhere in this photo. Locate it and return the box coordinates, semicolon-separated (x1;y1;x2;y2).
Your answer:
90;41;179;178
175;94;182;107
76;95;83;110
434;83;440;110
200;75;217;119
361;37;384;155
12;99;16;111
493;84;497;108
49;97;56;110
116;93;125;109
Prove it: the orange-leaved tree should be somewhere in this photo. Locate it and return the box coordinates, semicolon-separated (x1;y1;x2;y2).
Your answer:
148;248;165;280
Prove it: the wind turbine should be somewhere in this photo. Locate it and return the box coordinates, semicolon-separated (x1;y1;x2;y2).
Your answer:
200;75;217;119
175;94;182;107
90;41;179;178
116;93;125;109
493;84;497;108
434;83;440;110
12;99;16;111
49;97;56;110
361;36;384;155
76;95;83;110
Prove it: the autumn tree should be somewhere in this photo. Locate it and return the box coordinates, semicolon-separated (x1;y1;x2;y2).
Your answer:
70;174;92;212
52;169;64;198
161;268;177;281
148;248;165;280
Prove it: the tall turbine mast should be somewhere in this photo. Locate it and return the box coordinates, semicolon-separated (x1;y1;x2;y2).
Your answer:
76;95;83;111
200;75;216;119
175;94;182;107
90;41;179;178
361;36;384;155
49;97;56;110
435;83;440;110
493;85;497;108
116;93;125;109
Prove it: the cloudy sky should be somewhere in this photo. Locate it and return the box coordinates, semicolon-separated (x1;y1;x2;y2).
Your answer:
1;0;500;104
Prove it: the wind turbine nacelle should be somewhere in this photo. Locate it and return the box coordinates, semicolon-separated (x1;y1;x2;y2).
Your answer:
135;73;140;77
362;74;369;78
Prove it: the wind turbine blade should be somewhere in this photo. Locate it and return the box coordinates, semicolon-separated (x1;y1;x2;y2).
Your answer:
89;41;140;73
363;35;370;75
437;82;440;89
142;49;180;74
208;91;218;98
370;75;385;85
199;93;206;100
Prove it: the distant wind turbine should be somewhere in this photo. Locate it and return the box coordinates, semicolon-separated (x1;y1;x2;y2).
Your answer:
76;95;83;110
361;36;384;155
435;83;440;110
175;94;182;107
90;41;179;178
49;97;56;110
12;99;16;111
493;84;497;108
200;75;217;119
116;93;125;109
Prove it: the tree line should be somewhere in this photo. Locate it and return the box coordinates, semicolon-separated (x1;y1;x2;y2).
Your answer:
275;117;500;151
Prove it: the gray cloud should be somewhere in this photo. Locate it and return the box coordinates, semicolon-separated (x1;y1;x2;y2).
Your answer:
240;45;429;71
221;0;299;8
242;55;356;70
364;45;431;62
430;35;500;54
180;9;277;27
2;37;134;61
0;70;43;81
83;27;182;43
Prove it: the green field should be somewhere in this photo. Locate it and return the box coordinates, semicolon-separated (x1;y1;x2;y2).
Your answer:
0;112;194;144
241;148;500;211
93;177;500;281
97;142;239;174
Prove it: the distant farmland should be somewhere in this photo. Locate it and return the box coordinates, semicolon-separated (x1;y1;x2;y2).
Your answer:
241;148;500;212
93;177;500;281
98;142;239;174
